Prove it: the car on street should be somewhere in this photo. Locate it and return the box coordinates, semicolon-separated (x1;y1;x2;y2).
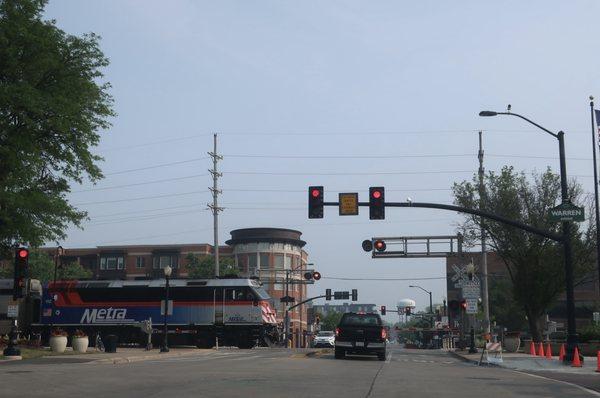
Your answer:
334;312;386;361
313;330;335;347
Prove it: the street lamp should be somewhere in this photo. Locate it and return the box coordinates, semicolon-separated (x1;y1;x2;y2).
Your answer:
479;108;578;362
409;285;433;327
160;265;172;353
284;262;310;348
50;245;64;330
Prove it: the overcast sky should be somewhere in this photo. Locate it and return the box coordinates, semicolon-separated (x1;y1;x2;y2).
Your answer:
43;1;600;320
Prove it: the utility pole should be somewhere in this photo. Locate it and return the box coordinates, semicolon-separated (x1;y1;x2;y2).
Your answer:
478;131;491;335
208;133;223;277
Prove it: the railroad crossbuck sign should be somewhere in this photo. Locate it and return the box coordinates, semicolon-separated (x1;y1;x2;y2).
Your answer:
548;202;584;222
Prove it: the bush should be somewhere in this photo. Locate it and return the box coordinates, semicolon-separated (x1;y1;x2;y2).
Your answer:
578;324;600;342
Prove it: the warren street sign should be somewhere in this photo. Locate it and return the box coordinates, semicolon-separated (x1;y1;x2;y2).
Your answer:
548;202;585;222
339;193;359;216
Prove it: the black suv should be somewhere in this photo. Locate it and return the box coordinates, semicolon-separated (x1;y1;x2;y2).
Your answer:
334;312;387;360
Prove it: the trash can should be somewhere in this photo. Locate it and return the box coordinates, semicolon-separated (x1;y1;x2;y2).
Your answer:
104;334;118;353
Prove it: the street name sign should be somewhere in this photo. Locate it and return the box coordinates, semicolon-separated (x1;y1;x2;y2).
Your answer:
465;298;478;314
334;291;350;300
339;193;359;216
548;202;585;222
7;303;18;318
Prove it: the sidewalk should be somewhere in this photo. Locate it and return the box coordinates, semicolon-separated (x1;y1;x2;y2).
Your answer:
449;349;600;374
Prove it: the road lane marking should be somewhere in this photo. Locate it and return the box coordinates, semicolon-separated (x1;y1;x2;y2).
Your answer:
512;370;600;397
386;351;392;363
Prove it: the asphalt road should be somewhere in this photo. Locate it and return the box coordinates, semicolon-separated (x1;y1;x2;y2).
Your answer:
1;346;598;398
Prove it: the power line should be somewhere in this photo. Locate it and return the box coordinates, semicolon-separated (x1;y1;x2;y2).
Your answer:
73;190;208;205
224;170;473;176
73;174;208;193
90;204;205;219
86;209;208;226
224;153;594;161
68;227;215;248
104;157;209;176
322;276;446;281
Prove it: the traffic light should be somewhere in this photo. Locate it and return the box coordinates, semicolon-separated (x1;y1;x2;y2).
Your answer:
308;186;324;219
361;239;373;252
351;289;358;301
369;187;385;220
325;289;332;301
13;247;29;299
304;271;321;280
405;307;411;315
460;299;467;311
380;305;386;315
374;240;386;252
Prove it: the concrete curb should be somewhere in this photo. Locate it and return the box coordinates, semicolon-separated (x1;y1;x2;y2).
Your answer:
446;349;498;367
89;350;202;365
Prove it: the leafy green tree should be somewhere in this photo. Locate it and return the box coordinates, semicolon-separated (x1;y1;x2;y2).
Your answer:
186;253;238;278
316;311;343;331
453;166;595;341
0;0;114;258
27;249;91;283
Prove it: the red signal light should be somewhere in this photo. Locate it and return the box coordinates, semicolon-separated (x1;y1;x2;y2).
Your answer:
374;240;386;252
312;271;321;280
311;189;321;198
18;249;28;258
460;300;467;310
372;190;382;199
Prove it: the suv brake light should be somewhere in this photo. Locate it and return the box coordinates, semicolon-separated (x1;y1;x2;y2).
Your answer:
335;327;340;337
381;328;387;340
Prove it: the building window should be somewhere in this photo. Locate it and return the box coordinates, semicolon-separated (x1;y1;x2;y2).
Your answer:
259;253;270;269
284;255;292;270
248;254;257;273
153;254;178;269
274;254;284;269
136;257;145;269
100;256;124;271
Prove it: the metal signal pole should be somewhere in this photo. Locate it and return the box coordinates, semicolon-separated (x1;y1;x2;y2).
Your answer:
589;97;600;294
208;133;223;277
478;131;491;335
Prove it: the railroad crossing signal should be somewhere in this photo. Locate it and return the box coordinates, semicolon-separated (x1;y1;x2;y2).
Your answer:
304;271;321;280
369;187;385;220
308;186;324;219
374;240;386;252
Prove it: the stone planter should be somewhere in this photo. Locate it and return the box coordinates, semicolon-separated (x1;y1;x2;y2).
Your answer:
49;335;68;353
504;335;521;352
72;336;89;353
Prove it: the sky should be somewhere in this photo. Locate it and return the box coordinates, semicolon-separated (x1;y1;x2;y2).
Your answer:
43;0;600;321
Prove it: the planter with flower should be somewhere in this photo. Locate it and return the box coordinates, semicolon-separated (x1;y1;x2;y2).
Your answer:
503;331;521;352
72;330;89;353
50;328;68;353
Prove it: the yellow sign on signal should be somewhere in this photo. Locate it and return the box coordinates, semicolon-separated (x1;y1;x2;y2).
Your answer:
339;193;359;216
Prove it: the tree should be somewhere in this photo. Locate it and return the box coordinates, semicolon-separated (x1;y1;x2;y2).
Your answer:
1;248;92;283
315;311;343;331
453;166;595;341
0;0;114;258
186;253;238;278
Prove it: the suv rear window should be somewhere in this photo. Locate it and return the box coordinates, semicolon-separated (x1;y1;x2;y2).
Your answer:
340;314;382;326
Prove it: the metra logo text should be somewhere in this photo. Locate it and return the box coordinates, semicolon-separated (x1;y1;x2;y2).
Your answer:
80;308;127;323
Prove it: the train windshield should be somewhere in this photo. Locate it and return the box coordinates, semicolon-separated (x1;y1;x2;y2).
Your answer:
253;287;271;300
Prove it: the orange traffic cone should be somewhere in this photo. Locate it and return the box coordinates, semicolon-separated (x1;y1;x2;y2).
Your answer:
559;344;566;361
596;351;600;373
572;346;582;367
530;341;536;356
538;341;545;357
545;342;553;359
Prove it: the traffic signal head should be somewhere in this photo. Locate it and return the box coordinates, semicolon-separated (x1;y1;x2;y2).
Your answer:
369;187;385;220
308;186;324;219
13;247;29;299
381;305;386;315
351;289;358;301
312;271;321;281
460;299;467;311
325;288;332;301
374;240;386;252
405;307;411;315
304;271;321;281
362;239;373;252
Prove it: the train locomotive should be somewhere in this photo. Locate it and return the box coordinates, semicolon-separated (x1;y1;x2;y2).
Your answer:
29;277;280;348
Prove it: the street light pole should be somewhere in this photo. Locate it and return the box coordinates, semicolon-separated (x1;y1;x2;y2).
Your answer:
409;285;433;328
50;245;63;330
284;262;308;348
160;265;172;353
479;109;578;362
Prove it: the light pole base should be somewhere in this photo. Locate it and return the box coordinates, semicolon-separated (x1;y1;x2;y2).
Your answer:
160;345;169;353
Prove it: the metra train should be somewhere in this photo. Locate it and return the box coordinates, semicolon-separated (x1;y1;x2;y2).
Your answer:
1;278;280;348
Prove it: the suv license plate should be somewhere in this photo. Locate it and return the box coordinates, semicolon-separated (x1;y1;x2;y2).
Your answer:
355;342;364;347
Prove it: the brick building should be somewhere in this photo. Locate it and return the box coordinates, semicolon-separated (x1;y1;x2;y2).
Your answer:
8;227;311;347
